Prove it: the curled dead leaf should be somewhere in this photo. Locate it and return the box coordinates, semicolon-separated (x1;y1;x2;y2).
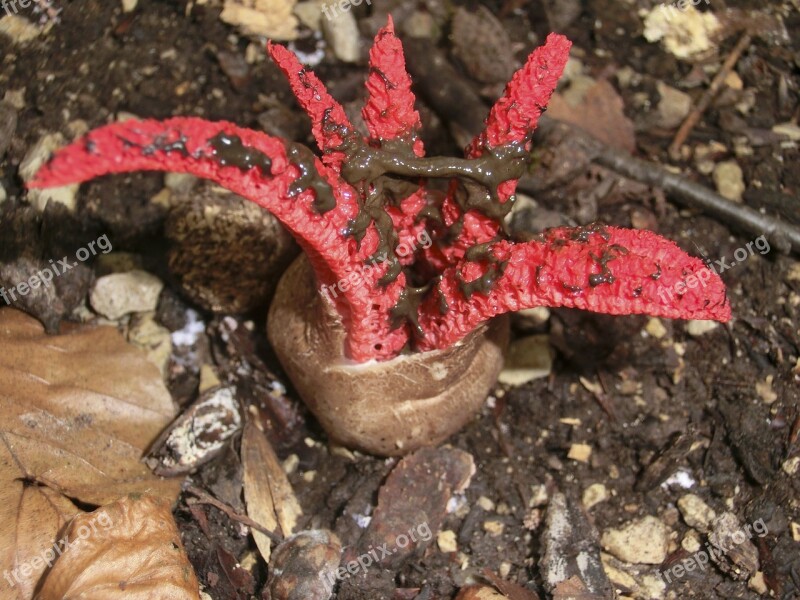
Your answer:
0;308;182;599
37;494;200;600
242;420;303;562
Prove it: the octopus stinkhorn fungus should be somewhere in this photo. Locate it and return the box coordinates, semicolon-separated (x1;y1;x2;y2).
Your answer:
29;19;730;456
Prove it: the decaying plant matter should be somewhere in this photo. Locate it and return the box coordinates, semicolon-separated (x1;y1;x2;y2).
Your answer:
30;18;730;454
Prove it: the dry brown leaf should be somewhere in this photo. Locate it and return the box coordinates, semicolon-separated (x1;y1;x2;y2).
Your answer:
37;494;200;600
547;80;636;153
0;308;182;599
242;420;302;562
552;575;598;600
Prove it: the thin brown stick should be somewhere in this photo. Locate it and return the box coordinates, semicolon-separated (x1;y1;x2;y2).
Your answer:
668;32;753;157
185;485;283;544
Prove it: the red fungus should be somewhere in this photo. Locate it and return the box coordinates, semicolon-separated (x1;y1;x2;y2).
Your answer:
29;22;730;365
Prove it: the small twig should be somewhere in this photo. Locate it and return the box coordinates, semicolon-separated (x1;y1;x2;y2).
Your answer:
185;485;283;544
668;32;753;157
590;138;800;254
403;36;800;256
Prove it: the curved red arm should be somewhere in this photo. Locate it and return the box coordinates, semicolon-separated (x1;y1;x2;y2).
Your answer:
416;226;731;351
27;117;410;361
267;43;354;172
440;33;573;265
362;16;425;157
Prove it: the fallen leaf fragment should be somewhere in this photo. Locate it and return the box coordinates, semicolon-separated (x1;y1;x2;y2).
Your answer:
481;568;541;600
0;308;182;599
540;493;613;597
356;447;475;569
456;586;509;599
547;80;635;152
0;487;79;600
37;494;200;600
242;420;303;562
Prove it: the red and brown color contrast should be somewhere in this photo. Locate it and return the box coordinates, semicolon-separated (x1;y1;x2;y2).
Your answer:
29;18;730;363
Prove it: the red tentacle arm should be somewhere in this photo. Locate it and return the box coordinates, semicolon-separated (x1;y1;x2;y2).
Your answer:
267;42;355;172
362;16;425;157
416;226;731;351
439;33;573;264
466;33;572;162
27;117;410;362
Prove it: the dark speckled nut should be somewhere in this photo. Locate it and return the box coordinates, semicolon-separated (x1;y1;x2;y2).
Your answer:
166;181;298;313
268;530;342;600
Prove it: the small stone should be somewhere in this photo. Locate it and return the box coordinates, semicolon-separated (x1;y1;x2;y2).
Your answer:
19;132;79;212
642;6;721;60
583;483;609;510
0;15;41;44
269;530;342;600
567;443;592;463
402;10;437;39
90;270;164;320
483;520;505;536
600;555;637;590
477;496;495;512
166;181;297;313
791;522;800;542
3;88;25;111
293;0;325;30
320;8;359;63
686;319;719;337
782;457;800;476
713;160;745;202
282;453;299;475
164;173;198;193
755;375;778;404
655;82;692;129
601;516;669;564
150;188;173;210
514;306;551;328
0;183;6;206
219;0;299;41
748;571;768;595
498;561;511;578
645;317;668;339
724;71;743;90
451;6;516;84
786;263;800;283
772;122;800;141
678;494;716;533
121;0;138;12
127;312;172;378
497;334;552;385
529;484;548;508
438;530;458;553
682;529;702;553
